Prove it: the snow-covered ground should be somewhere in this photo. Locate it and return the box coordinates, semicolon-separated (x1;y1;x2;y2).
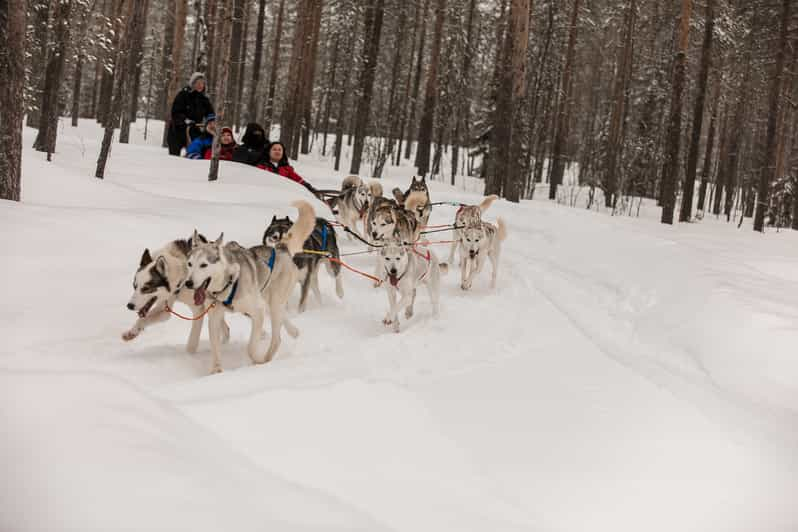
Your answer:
3;119;798;532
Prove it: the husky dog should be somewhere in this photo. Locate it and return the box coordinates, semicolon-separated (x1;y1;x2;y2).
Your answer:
392;175;429;207
184;201;316;374
330;176;371;240
263;216;344;312
443;194;499;267
368;202;419;245
459;218;507;291
123;233;230;350
378;239;445;333
405;190;432;229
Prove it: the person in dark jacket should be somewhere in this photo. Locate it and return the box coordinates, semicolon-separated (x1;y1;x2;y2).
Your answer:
185;114;216;159
167;72;215;156
258;141;318;196
231;123;268;165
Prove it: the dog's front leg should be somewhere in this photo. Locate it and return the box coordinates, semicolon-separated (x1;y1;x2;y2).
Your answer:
405;288;416;319
207;307;226;374
391;289;414;333
383;286;397;326
185;307;204;353
460;254;471;290
122;309;170;341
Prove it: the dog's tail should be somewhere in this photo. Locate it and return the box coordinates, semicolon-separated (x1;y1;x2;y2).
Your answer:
369;179;383;198
282;200;316;255
341;175;361;191
392;187;405;205
496;217;508;242
479;194;499;213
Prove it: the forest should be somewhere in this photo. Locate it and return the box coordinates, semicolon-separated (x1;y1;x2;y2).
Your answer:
1;0;796;229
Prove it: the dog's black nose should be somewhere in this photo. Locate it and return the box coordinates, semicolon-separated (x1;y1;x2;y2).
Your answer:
389;268;397;275
126;303;135;310
372;232;378;239
185;279;194;289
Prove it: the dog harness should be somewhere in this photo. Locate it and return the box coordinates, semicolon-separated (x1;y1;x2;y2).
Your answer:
220;248;275;308
267;247;276;270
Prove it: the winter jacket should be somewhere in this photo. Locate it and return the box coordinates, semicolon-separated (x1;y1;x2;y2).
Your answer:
170;87;215;129
231;123;269;166
202;142;237;161
258;161;306;185
186;133;214;159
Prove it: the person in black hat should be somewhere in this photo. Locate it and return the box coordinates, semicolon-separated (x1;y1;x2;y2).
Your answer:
231;123;269;166
167;72;215;156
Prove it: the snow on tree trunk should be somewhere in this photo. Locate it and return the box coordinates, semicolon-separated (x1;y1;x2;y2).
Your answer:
0;0;26;201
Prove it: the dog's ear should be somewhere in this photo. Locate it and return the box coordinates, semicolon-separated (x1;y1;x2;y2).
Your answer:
197;233;208;244
155;256;167;276
140;249;153;268
214;232;224;246
192;229;201;248
271;215;277;223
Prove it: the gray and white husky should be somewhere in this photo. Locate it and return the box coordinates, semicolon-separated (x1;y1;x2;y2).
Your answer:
123;233;230;351
330;175;371;239
378;239;446;333
184;201;316;374
443;194;499;268
263;216;344;312
458;218;507;291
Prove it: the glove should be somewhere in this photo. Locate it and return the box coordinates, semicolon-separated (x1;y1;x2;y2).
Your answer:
184;118;195;125
303;182;318;195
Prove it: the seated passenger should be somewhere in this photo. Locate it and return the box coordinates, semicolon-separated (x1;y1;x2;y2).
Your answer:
203;127;237;161
185;114;216;160
231;123;268;165
258;141;318;195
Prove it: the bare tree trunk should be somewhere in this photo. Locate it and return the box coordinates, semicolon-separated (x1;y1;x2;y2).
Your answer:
0;0;26;201
159;0;176;147
26;0;49;128
451;0;478;184
120;0;150;143
321;33;341;157
299;0;323;154
753;0;791;232
395;0;424;165
548;0;581;200
70;1;96;127
247;0;267;124
659;0;692;224
333;10;359;172
414;0;446;176
349;0;386;174
263;0;286;136
226;0;245;131
96;0;136;179
679;0;713;222
403;0;430;161
208;0;233;181
603;0;635;208
697;70;721;213
163;0;188;146
33;0;73;159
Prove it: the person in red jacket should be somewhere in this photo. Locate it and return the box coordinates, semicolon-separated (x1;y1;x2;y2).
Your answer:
258;141;319;195
202;126;237;160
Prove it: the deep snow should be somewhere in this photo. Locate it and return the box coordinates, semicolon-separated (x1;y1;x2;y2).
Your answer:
2;119;798;532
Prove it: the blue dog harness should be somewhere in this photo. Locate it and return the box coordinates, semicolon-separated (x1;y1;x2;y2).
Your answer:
318;224;329;249
222;248;275;308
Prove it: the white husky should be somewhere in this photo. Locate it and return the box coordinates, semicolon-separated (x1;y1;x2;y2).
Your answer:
123;233;230;351
458;218;507;290
378;239;446;333
184;201;316;374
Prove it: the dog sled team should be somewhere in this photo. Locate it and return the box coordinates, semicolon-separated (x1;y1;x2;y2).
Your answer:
124;174;507;374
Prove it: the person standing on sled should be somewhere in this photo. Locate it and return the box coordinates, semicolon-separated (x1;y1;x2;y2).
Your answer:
258;141;320;197
167;72;215;156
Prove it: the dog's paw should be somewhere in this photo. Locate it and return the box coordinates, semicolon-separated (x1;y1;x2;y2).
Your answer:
405;307;414;319
373;280;382;289
460;280;472;291
209;364;223;375
393;322;401;333
121;328;140;342
382;316;393;326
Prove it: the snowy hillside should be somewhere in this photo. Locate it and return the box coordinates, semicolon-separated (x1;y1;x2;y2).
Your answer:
3;120;798;532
